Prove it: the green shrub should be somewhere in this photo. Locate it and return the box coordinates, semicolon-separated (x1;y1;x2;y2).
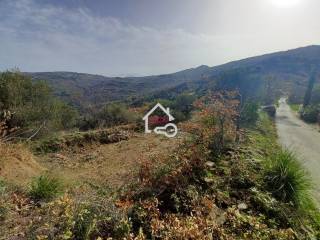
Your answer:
148;94;196;123
49;100;79;130
264;149;313;208
300;104;320;123
172;110;188;122
80;103;138;130
82;201;131;239
289;104;301;112
311;85;320;105
171;185;200;213
99;103;137;127
173;94;196;118
114;219;132;239
240;101;259;126
29;175;64;201
34;136;63;153
0;70;79;134
73;205;97;240
0;204;8;221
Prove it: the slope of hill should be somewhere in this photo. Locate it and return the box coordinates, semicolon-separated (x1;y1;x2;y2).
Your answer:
0;143;44;185
28;45;320;108
28;65;211;108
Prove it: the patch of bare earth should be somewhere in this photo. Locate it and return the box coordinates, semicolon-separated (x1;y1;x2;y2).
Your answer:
0;132;182;239
0;143;44;185
38;133;182;189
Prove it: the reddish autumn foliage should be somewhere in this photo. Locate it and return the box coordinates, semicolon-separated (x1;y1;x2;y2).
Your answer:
183;91;240;157
148;115;169;126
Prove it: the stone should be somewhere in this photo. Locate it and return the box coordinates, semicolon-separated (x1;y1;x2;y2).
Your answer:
237;203;248;210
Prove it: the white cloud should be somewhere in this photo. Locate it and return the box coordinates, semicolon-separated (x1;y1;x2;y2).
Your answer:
0;0;319;76
0;0;221;75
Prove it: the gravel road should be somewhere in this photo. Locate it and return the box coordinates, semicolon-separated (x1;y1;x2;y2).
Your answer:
276;98;320;201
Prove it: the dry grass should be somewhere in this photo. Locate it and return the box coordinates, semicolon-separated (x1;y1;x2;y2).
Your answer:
0;130;180;190
0;132;181;239
37;133;182;189
0;142;44;185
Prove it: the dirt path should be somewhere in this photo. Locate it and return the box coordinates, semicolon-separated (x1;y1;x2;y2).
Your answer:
276;98;320;201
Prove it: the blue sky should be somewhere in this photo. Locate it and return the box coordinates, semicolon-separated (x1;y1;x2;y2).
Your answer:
0;0;319;76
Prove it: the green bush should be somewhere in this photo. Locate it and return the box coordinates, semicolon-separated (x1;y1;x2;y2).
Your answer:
148;93;196;123
98;103;137;127
173;94;196;116
289;104;301;112
264;149;313;207
172;110;188;122
50;100;79;130
0;70;79;133
300;104;320;123
29;175;64;201
311;85;320;105
73;205;97;240
240;101;259;126
79;103;138;130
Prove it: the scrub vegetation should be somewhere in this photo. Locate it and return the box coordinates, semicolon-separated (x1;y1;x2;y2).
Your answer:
1;70;319;239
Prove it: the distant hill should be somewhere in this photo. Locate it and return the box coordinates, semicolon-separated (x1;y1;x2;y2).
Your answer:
27;45;320;108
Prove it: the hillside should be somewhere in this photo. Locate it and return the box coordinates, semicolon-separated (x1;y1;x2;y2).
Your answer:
28;45;320;108
2;102;320;239
28;66;210;109
2;67;320;239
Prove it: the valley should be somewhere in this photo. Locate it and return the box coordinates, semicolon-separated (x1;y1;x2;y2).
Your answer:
2;0;320;238
1;46;320;239
28;46;320;109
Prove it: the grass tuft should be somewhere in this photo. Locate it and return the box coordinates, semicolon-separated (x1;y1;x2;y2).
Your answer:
29;175;64;201
289;104;301;112
264;148;313;208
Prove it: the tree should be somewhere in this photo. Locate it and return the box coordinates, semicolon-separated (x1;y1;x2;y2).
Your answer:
173;94;196;115
172;94;196;121
311;85;320;104
192;91;239;157
0;70;79;136
240;101;259;126
96;103;137;127
303;68;318;108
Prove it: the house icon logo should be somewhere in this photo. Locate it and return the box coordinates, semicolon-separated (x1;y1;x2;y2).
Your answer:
142;103;178;138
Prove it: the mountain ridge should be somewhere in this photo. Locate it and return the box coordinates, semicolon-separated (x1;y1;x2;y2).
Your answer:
27;45;320;78
27;45;320;108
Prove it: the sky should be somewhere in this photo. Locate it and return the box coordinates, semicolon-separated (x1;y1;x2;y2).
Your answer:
0;0;319;76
